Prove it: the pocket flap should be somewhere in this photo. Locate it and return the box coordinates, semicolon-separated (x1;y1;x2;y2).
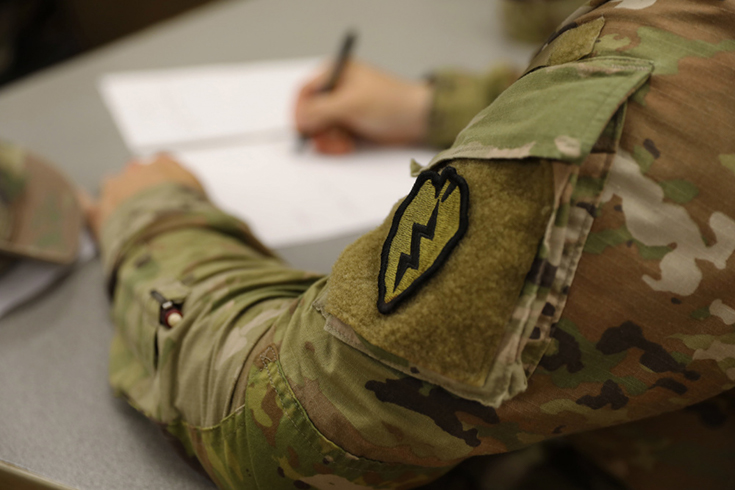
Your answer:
420;57;653;174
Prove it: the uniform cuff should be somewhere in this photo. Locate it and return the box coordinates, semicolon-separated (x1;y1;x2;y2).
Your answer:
100;183;275;294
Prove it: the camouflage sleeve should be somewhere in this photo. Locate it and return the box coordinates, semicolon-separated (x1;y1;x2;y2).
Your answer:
99;183;275;289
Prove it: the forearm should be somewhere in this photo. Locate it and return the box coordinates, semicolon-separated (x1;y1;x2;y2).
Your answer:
108;226;317;423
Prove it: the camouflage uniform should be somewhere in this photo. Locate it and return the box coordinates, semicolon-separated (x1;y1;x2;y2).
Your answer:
0;141;81;274
100;1;735;489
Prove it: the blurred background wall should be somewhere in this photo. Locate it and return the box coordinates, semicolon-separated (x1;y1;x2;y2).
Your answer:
0;0;585;88
0;0;222;86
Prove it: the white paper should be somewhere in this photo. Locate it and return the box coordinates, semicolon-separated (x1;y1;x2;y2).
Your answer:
175;142;435;248
0;231;97;320
99;58;322;153
99;58;440;248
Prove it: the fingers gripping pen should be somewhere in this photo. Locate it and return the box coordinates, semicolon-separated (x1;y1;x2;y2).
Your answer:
298;30;357;149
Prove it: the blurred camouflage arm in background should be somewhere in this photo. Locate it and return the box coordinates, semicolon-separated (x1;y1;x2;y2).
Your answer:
426;63;520;148
100;184;334;488
501;0;587;43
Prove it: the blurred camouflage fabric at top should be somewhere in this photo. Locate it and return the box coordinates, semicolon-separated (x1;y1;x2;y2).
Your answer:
99;1;735;490
502;0;588;43
0;141;82;275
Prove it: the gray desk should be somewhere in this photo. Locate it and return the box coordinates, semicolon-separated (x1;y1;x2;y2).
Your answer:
0;0;535;488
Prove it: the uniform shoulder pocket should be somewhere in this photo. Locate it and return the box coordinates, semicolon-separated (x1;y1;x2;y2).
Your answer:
420;57;654;173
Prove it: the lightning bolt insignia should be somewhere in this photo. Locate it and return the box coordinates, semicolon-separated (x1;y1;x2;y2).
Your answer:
378;166;469;314
394;201;440;291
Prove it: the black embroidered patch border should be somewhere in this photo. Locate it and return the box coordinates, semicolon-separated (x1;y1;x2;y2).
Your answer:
378;166;469;314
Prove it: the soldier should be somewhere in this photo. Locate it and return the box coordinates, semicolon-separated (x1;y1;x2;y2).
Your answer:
87;1;735;489
0;141;82;280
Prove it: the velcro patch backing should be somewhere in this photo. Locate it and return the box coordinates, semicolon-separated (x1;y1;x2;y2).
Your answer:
324;160;554;387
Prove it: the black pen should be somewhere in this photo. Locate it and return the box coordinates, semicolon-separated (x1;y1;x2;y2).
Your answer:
298;30;358;150
319;30;357;94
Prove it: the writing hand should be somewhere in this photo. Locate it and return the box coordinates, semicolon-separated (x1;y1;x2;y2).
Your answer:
294;61;432;154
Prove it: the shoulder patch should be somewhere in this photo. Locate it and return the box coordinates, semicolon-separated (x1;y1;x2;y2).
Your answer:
378;166;469;314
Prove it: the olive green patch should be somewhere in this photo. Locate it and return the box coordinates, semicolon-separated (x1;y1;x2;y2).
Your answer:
325;160;554;387
378;166;469;314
